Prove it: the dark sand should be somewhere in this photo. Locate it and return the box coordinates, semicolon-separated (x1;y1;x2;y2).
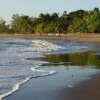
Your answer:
58;73;100;100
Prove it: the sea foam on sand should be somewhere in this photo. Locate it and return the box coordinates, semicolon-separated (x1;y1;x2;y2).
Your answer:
31;67;57;76
0;39;62;100
0;67;57;100
0;77;30;100
0;39;90;100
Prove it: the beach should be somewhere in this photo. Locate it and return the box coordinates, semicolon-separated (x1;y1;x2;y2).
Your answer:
3;66;100;100
0;35;99;100
0;0;100;99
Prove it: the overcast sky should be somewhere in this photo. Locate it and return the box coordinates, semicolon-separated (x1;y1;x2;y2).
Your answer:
0;0;100;23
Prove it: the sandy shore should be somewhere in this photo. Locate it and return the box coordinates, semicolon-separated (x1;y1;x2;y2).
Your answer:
1;33;100;100
58;73;100;100
3;67;100;100
0;33;100;42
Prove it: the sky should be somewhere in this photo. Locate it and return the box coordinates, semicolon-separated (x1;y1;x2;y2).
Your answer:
0;0;100;23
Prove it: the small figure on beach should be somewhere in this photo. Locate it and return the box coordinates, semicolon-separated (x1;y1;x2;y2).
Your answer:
72;74;74;77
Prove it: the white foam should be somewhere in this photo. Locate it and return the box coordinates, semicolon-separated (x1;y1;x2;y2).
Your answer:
0;66;57;100
67;85;74;88
31;67;57;77
0;39;64;100
0;77;30;100
31;40;65;51
0;39;89;100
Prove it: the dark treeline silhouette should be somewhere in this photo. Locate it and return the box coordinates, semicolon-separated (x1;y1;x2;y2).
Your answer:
0;8;100;34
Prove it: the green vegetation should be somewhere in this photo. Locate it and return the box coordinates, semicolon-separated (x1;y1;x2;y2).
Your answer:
11;14;33;34
0;8;100;34
0;18;10;33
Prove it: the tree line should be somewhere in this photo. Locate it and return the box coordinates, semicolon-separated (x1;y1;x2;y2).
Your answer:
0;8;100;34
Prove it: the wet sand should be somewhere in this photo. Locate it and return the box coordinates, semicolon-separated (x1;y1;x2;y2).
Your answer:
3;65;100;100
3;66;72;100
59;73;100;100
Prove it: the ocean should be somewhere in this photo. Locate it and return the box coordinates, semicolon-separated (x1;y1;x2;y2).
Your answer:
0;38;100;100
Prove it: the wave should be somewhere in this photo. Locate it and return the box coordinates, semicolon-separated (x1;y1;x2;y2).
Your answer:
0;77;30;100
0;67;57;100
0;39;62;100
0;39;90;100
31;67;57;77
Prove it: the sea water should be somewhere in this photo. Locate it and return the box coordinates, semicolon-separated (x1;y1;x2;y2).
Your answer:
0;38;98;100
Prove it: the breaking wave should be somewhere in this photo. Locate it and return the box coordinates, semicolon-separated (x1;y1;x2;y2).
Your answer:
0;39;65;100
0;39;89;100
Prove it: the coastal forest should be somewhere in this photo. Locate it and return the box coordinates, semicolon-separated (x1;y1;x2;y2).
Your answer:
0;8;100;34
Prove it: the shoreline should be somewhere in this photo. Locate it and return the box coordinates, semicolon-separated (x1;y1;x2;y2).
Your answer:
0;77;30;100
1;35;100;100
3;66;100;100
0;33;100;42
